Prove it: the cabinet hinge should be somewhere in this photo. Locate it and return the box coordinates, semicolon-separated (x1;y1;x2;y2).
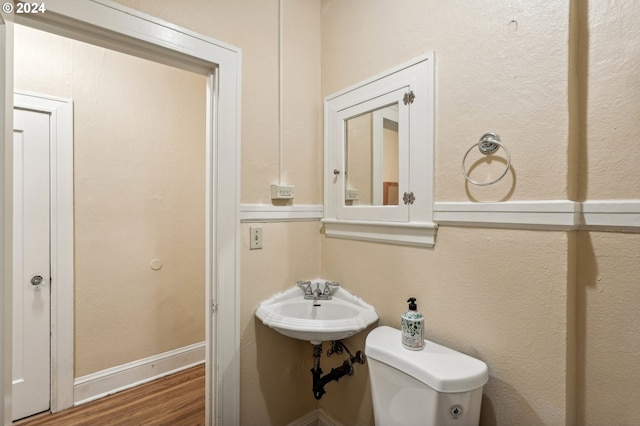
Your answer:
403;192;415;205
211;300;217;315
403;91;415;105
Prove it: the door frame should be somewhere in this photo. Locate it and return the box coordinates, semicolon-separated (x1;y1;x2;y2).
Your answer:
14;91;74;413
1;1;242;425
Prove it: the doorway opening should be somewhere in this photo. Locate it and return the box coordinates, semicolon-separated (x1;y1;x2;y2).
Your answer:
2;3;241;425
14;21;208;421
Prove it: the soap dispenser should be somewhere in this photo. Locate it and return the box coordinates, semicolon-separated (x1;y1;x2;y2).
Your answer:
401;297;424;350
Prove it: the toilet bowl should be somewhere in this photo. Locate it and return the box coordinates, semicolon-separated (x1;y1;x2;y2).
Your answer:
365;326;488;426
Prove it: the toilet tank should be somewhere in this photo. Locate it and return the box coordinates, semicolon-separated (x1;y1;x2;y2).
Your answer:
365;326;488;426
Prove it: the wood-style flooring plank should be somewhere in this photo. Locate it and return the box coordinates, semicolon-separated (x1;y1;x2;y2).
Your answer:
14;364;205;426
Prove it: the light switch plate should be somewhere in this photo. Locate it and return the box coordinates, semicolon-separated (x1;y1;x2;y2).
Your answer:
250;226;263;249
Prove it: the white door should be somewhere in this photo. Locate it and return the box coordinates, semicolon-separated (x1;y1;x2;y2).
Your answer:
12;108;51;421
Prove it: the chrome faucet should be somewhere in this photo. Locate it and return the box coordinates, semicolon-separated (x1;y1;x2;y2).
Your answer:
312;284;322;305
297;280;340;304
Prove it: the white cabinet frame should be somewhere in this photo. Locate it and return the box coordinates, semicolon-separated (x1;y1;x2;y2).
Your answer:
323;53;437;247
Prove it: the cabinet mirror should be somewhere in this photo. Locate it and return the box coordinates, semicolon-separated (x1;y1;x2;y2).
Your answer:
345;103;399;206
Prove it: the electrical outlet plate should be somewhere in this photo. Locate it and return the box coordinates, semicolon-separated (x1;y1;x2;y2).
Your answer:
271;184;294;200
345;188;359;201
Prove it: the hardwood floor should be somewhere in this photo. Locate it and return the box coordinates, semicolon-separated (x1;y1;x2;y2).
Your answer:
14;364;205;426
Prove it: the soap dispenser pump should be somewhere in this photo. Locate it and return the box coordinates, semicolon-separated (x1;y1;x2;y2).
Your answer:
401;297;424;350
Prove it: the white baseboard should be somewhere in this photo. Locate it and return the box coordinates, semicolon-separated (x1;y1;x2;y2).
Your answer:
318;409;342;426
73;341;205;406
287;410;320;426
287;409;342;426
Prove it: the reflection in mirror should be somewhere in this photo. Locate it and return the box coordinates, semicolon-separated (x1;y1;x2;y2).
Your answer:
345;103;399;206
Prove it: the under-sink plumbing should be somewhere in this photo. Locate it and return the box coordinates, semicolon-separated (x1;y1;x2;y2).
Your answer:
297;280;340;306
310;340;366;400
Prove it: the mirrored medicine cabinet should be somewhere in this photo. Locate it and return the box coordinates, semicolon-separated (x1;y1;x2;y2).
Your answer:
323;53;437;246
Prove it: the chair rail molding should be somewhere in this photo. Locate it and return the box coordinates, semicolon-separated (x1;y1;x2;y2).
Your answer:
240;204;324;222
239;200;640;232
580;200;640;231
434;199;640;232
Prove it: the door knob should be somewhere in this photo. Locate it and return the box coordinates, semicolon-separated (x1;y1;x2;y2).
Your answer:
31;275;44;286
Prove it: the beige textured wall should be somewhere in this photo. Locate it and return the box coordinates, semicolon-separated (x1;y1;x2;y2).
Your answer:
322;0;570;203
577;232;640;425
581;1;640;200
322;229;572;425
321;1;640;425
575;2;640;425
15;26;206;376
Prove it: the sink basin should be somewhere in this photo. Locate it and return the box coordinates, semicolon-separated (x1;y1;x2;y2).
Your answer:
255;282;378;344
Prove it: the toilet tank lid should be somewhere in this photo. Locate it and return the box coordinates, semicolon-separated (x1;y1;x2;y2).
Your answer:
365;326;488;393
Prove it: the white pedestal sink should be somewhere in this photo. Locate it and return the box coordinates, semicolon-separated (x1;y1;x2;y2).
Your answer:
255;282;378;345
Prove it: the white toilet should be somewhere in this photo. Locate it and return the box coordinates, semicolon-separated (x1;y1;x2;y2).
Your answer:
365;326;488;426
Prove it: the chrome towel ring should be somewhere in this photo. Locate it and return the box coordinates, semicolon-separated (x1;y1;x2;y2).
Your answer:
462;132;511;186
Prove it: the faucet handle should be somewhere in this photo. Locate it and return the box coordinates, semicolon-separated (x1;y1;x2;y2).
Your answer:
323;281;340;295
297;280;312;294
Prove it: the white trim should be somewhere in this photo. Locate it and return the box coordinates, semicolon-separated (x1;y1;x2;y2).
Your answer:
322;218;437;247
14;91;75;413
434;200;580;230
286;410;319;426
73;342;205;406
434;200;640;232
5;2;241;425
286;409;342;426
14;1;236;75
240;204;323;222
241;200;640;231
318;409;342;426
239;200;640;230
581;200;640;231
1;15;14;426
